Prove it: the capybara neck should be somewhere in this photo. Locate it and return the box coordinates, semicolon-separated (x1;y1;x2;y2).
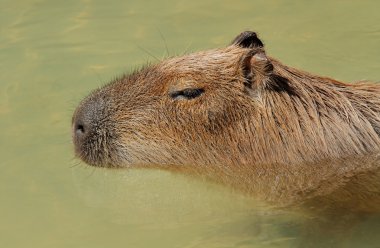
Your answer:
252;58;380;166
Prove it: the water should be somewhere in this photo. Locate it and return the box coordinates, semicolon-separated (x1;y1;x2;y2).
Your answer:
1;0;380;247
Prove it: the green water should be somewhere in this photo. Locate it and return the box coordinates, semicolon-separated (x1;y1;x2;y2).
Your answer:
1;0;380;247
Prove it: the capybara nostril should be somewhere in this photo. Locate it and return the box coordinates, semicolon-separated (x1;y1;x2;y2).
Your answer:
72;116;90;144
72;109;92;143
75;122;86;137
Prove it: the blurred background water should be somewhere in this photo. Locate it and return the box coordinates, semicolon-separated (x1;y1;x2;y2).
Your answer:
1;0;380;247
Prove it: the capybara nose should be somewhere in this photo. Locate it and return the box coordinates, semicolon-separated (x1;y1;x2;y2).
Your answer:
72;97;109;154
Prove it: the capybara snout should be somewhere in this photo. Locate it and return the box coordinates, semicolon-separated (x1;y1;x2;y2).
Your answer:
72;91;119;166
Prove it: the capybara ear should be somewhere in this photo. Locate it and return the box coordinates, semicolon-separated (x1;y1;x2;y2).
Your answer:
250;51;274;76
240;50;294;95
231;31;264;48
240;50;273;78
239;50;274;92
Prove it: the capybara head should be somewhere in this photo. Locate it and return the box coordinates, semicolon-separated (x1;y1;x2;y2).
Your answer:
72;31;380;187
72;31;281;168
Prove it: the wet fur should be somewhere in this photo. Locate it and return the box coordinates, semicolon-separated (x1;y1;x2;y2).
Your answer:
73;32;380;211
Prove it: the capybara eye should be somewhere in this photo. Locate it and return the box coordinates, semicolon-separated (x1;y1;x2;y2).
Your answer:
169;88;204;100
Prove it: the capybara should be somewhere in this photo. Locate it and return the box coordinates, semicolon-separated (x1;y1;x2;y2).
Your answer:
72;31;380;211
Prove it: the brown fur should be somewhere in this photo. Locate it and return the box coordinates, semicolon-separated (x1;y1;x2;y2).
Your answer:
72;31;380;211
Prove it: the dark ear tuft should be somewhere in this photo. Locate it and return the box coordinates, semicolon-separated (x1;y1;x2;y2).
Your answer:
231;31;264;48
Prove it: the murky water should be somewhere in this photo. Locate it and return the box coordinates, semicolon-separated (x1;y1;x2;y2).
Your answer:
1;0;380;247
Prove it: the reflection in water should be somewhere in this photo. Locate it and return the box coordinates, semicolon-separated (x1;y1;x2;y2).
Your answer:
1;0;380;247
